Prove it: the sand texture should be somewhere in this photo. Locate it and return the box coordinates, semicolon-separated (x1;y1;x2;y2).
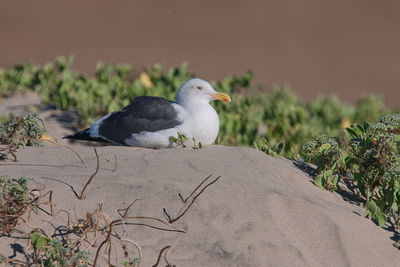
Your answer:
0;144;400;266
1;93;400;266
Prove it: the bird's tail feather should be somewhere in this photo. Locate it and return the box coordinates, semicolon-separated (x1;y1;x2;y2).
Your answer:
63;129;106;142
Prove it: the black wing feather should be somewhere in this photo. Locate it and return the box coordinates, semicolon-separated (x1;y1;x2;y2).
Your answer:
97;96;181;144
63;129;107;142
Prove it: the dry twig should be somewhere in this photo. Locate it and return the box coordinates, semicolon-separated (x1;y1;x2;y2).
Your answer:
165;175;221;224
38;117;87;167
152;246;175;267
79;148;100;200
181;174;212;203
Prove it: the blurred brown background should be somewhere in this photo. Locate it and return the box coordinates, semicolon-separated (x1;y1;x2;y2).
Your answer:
1;0;399;108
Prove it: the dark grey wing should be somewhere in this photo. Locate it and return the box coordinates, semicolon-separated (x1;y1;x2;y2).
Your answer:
97;96;182;144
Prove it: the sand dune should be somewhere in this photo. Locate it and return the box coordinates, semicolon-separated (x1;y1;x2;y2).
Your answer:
1;144;400;266
1;93;400;266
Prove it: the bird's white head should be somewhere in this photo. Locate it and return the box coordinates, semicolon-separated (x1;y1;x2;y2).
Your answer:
176;78;231;106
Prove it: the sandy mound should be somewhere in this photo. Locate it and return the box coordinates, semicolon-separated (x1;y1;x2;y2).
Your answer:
1;144;400;266
1;92;400;266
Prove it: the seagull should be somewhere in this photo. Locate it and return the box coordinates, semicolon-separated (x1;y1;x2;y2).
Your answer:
63;78;231;148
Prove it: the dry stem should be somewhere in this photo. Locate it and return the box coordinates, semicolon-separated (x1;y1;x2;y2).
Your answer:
79;148;99;200
165;175;221;224
152;246;174;267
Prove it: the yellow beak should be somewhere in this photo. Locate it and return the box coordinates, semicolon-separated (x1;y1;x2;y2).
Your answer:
210;92;231;102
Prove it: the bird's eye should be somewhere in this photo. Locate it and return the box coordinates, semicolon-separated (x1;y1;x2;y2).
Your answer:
196;86;202;90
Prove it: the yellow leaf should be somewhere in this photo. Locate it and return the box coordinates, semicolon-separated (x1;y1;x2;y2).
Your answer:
139;72;153;88
29;105;38;112
340;117;351;129
40;133;52;141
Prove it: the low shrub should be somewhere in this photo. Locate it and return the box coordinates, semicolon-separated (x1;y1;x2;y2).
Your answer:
302;114;400;227
29;230;88;267
0;176;31;234
0;57;393;158
0;113;44;148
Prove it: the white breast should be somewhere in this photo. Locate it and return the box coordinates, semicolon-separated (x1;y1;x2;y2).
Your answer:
175;103;220;145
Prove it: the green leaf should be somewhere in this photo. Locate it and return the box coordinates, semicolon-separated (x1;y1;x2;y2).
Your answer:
107;101;120;113
367;201;378;216
319;143;331;153
356;124;365;134
366;201;386;226
330;174;339;184
377;213;387;227
345;127;360;139
31;232;51;251
314;174;324;189
363;121;371;132
324;170;333;178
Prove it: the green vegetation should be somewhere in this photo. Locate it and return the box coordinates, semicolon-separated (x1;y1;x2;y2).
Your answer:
122;258;139;267
1;56;400;232
301;134;345;191
0;56;391;158
253;137;284;158
0;113;44;148
170;133;203;149
0;113;44;161
0;175;88;266
0;171;218;265
0;175;31;234
30;230;88;267
302;114;400;228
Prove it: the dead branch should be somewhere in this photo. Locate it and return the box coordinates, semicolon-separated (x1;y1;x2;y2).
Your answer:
118;199;142;219
107;225;112;267
152;246;175;267
38;117;88;167
121;238;142;266
0;253;27;265
1;116;22;142
5;133;87;168
37;117;57;142
48;190;53;216
164;245;175;267
30;189;54;216
104;216;186;233
20;216;40;231
41;139;87;168
0;182;53;235
79;148;100;200
0;144;17;162
165;175;221;224
93;226;112;267
182;174;212;203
